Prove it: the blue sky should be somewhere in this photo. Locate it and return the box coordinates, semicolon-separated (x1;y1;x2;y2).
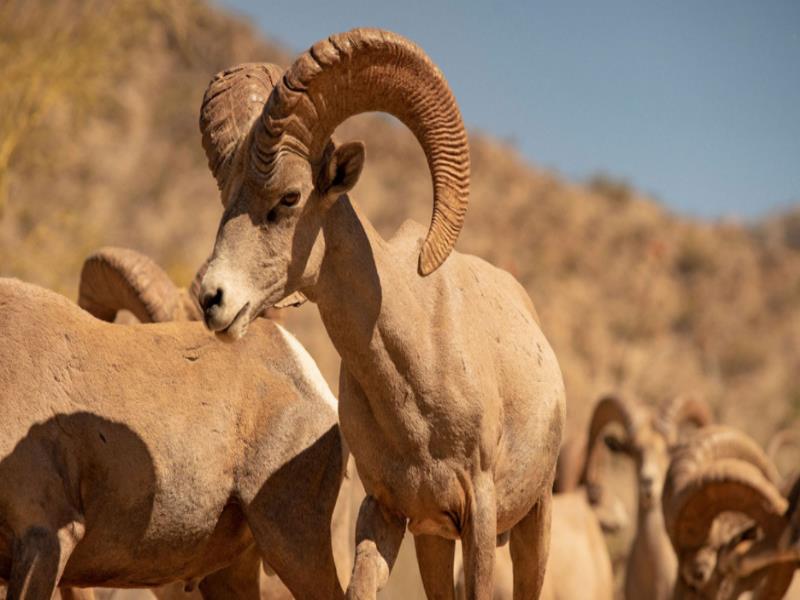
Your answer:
218;1;800;220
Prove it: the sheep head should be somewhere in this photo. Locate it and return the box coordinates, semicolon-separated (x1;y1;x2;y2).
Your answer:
662;425;796;599
197;29;470;340
582;393;712;513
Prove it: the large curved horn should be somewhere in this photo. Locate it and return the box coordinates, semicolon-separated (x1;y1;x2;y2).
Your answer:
656;393;713;443
200;62;284;196
78;247;182;323
580;394;643;502
665;426;782;490
663;459;787;552
256;28;470;275
663;426;785;551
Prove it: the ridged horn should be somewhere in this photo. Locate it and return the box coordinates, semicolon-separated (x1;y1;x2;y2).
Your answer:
656;393;713;442
663;426;786;551
580;394;643;502
665;426;782;490
79;247;182;323
256;28;470;275
200;63;283;197
664;459;786;551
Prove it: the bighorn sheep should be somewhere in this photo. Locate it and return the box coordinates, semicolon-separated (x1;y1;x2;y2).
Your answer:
197;28;565;599
0;274;345;600
662;425;800;599
78;247;329;600
580;394;712;600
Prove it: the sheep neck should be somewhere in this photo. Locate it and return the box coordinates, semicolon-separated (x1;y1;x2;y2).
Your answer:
307;196;436;424
625;505;677;600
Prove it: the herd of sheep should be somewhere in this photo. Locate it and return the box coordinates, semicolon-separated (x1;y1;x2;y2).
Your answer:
1;27;798;600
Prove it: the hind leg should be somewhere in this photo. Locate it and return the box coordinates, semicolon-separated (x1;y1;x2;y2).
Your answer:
7;522;84;600
509;493;552;600
460;477;497;600
414;535;455;600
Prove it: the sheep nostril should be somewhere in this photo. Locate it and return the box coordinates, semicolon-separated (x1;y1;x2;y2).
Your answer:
200;288;223;314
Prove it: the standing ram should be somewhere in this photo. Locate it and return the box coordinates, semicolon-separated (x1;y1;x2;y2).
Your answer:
0;270;345;600
197;28;565;599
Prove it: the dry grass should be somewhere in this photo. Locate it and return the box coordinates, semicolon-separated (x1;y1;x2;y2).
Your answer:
2;1;800;597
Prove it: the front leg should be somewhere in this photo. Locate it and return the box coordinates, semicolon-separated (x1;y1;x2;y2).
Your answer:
346;496;406;600
414;534;455;600
7;522;84;600
460;477;497;600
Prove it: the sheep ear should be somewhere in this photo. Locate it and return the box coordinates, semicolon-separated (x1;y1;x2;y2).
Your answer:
320;141;365;198
200;63;283;199
273;291;307;309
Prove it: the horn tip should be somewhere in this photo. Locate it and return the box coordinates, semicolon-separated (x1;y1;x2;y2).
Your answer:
418;243;446;276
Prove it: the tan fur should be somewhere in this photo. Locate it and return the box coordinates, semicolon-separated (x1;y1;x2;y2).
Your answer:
198;30;566;598
0;278;345;600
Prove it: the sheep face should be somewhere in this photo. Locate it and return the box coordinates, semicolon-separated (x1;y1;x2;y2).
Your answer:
608;424;671;511
633;427;671;511
200;141;365;340
678;516;756;597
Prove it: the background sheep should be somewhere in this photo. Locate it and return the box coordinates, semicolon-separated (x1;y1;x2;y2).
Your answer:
0;276;344;599
662;425;799;599
579;393;712;599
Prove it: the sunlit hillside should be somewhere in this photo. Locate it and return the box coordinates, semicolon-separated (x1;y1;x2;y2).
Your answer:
2;1;799;596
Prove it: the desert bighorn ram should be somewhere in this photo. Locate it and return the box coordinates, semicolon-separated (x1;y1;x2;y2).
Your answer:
0;273;345;600
197;28;565;599
579;393;712;600
663;425;800;599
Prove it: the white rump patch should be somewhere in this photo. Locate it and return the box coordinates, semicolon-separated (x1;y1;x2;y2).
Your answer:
276;324;337;410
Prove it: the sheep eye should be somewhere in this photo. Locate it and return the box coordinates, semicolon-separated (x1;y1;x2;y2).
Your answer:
280;191;301;207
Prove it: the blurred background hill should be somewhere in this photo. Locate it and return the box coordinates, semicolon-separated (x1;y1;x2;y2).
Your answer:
1;1;800;594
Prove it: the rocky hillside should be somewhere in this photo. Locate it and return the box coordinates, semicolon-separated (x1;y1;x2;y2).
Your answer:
2;0;799;462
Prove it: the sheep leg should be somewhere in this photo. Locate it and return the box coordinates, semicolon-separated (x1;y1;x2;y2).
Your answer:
413;534;455;600
197;545;261;600
346;496;406;600
460;478;497;600
244;427;345;600
509;493;552;600
6;522;83;600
